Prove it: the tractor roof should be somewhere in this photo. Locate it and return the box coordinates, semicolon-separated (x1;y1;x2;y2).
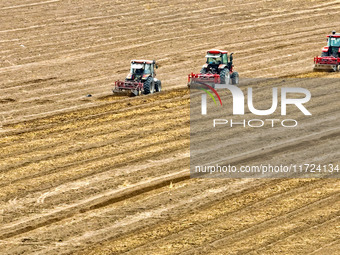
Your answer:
327;32;340;38
207;49;228;54
327;34;340;38
131;60;155;64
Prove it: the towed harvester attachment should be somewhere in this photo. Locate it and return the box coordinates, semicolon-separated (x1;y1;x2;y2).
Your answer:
314;56;340;72
113;80;144;96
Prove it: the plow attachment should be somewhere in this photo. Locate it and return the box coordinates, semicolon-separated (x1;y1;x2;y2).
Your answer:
314;56;340;72
187;73;221;88
113;80;143;96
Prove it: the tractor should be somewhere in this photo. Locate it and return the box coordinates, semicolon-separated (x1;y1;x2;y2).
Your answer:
314;31;340;72
113;60;161;96
188;49;239;87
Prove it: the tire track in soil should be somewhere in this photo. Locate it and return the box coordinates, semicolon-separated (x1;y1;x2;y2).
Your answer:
201;192;339;255
122;181;339;255
0;125;338;241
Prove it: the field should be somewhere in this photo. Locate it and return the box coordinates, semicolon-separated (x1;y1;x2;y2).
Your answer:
0;0;340;254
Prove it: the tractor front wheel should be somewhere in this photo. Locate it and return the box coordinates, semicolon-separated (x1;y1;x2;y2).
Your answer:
143;77;155;94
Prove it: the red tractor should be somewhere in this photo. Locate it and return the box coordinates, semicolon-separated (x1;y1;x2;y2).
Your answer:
113;60;161;96
188;49;239;87
314;31;340;72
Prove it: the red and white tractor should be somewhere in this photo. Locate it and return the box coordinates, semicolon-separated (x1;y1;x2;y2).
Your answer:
113;60;161;96
314;31;340;72
188;49;239;87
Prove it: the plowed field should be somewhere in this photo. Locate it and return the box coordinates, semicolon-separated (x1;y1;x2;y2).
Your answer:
0;0;339;254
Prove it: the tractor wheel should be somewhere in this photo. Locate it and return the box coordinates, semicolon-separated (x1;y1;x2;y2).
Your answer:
200;68;206;74
143;77;155;94
231;72;239;85
155;80;162;92
220;68;230;84
321;52;328;57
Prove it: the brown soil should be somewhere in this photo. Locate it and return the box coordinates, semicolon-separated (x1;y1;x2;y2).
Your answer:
0;0;339;254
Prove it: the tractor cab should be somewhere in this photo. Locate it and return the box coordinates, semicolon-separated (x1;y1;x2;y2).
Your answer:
126;60;157;81
202;49;233;74
206;51;227;65
325;32;340;57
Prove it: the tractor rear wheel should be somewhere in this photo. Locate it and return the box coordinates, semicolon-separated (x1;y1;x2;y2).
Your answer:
231;72;239;85
155;80;162;92
220;68;229;84
143;77;154;94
